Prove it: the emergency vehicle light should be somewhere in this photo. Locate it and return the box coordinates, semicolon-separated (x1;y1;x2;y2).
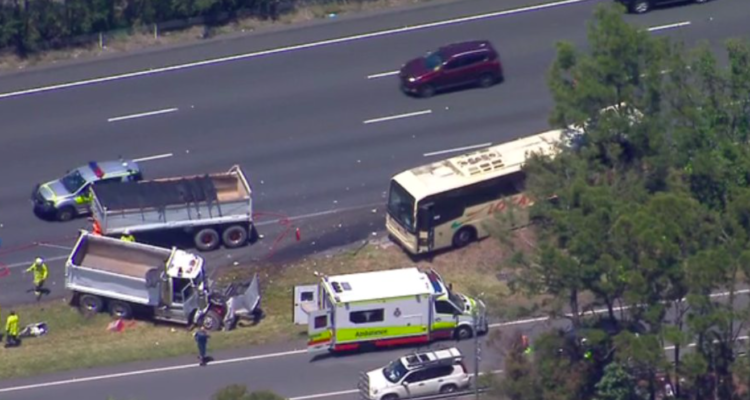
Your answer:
89;161;105;178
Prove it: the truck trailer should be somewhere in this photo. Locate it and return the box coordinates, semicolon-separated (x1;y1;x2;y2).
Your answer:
90;165;256;252
65;231;261;330
293;267;488;354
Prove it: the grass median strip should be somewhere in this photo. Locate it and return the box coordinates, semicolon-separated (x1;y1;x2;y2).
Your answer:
0;232;535;381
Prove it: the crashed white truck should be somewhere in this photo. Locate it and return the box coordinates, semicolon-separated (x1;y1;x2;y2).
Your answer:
65;231;262;331
90;164;257;252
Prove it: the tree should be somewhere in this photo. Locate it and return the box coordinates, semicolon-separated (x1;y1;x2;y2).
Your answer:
498;2;750;399
594;362;643;400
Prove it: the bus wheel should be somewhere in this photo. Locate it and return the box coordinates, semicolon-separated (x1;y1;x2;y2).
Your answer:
452;227;476;248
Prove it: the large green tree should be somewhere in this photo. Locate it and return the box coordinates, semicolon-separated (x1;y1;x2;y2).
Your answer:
499;2;750;400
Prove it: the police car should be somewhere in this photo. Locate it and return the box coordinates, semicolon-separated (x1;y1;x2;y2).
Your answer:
31;160;142;221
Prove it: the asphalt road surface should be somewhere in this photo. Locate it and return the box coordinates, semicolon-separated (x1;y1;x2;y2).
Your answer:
1;0;746;308
0;0;748;394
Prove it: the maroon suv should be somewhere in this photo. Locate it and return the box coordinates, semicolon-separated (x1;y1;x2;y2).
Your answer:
399;40;504;98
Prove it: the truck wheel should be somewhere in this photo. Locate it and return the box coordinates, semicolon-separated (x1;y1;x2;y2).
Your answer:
194;228;220;252
80;294;104;314
222;225;248;249
382;395;399;400
455;325;474;341
109;300;133;319
200;310;222;331
56;206;76;222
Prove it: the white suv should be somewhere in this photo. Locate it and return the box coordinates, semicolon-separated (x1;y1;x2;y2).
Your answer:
358;348;472;400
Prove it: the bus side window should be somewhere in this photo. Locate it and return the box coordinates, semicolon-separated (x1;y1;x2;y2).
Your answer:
428;194;463;223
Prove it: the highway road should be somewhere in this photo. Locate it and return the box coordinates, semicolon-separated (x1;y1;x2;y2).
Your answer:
1;0;746;308
0;0;746;397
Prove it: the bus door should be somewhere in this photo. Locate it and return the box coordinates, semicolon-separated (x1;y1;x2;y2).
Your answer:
417;202;435;252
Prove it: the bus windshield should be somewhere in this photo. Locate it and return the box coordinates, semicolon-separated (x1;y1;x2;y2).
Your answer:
387;180;416;233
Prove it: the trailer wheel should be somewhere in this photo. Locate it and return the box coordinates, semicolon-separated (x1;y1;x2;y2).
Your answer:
222;225;248;249
194;228;220;252
200;310;222;331
109;300;133;319
80;294;104;314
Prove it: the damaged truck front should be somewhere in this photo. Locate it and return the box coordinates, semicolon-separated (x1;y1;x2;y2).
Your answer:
65;230;262;331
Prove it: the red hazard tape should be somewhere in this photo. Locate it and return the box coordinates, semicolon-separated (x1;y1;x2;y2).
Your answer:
252;211;301;261
0;263;10;278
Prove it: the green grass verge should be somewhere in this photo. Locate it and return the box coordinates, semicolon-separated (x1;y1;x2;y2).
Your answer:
0;235;532;380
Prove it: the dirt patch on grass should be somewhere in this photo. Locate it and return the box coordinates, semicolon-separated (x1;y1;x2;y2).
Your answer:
0;229;534;380
0;0;450;72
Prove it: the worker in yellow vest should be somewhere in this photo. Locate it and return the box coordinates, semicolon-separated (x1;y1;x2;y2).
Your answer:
25;257;49;301
5;311;19;348
120;230;135;242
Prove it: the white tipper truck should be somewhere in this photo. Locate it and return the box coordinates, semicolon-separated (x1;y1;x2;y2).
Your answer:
65;231;262;330
90;165;257;252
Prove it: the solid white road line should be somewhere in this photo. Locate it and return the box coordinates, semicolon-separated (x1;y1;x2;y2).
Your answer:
289;389;359;400
647;21;691;33
488;288;750;329
5;255;69;269
132;153;174;162
35;243;73;251
367;70;400;79
364;109;432;124
107;108;179;122
0;349;307;394
423;142;492;157
0;0;592;100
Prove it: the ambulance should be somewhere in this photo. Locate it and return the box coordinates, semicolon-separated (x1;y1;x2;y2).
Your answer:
293;267;489;353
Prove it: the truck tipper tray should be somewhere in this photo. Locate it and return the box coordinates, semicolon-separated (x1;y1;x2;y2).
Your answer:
73;236;169;278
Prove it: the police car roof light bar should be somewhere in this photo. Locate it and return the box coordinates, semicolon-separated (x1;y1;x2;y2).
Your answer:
89;161;105;178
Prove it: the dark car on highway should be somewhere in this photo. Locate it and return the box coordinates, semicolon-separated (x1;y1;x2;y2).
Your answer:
399;40;503;98
615;0;710;14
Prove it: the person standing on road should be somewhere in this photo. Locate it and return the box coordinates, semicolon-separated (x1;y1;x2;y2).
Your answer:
25;257;49;301
193;326;210;366
4;311;19;348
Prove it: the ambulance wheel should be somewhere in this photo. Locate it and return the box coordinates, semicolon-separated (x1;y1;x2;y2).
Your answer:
452;227;476;248
200;310;222;331
194;228;220;252
109;300;133;319
455;326;474;340
56;206;76;222
80;294;104;314
382;395;399;400
222;225;248;249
